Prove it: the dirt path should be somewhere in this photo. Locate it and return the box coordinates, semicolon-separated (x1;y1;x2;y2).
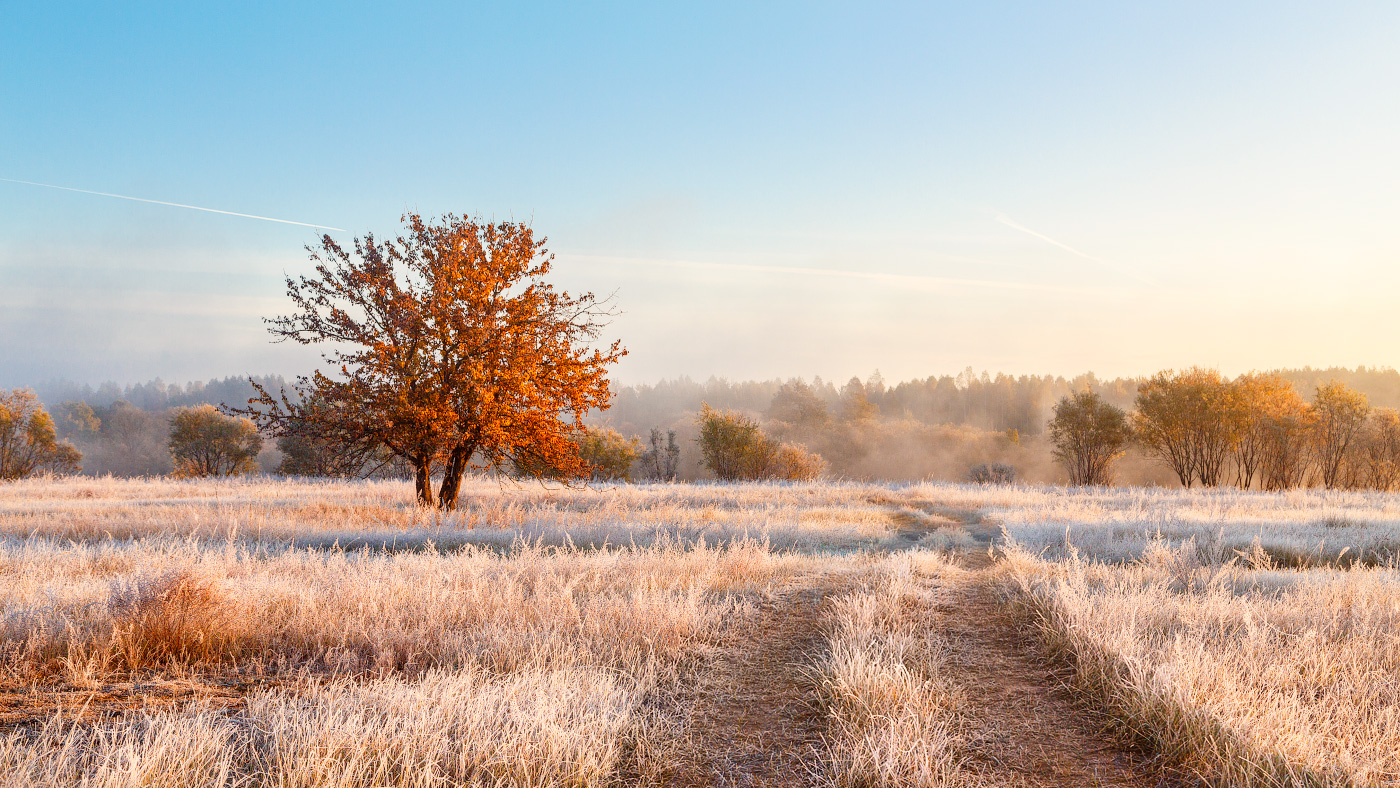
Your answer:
0;675;269;729
915;506;1179;786
938;576;1175;787
679;579;842;787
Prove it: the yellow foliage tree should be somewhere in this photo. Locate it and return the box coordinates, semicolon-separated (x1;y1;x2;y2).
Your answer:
244;213;625;509
168;405;263;478
1311;381;1370;490
0;389;82;480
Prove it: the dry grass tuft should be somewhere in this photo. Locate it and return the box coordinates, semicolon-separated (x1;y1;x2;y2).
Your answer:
107;571;238;671
816;555;978;787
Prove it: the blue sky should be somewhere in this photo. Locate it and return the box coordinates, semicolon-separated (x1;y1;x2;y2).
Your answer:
4;2;1399;387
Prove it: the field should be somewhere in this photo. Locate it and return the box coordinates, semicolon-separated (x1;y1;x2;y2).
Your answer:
2;478;1399;786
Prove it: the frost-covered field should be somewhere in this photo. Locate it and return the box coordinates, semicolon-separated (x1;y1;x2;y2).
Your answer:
4;477;1400;786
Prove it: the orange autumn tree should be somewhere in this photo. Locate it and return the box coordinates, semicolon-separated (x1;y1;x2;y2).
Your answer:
244;213;625;509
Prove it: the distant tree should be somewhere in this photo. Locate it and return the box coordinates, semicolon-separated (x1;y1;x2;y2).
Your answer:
87;401;173;477
573;427;640;481
637;427;680;482
768;380;830;431
1048;391;1130;486
1132;368;1240;487
1357;409;1400;490
59;401;101;440
1232;373;1302;489
1311;381;1371;489
168;405;262;478
839;377;879;423
241;213;625;509
0;389;82;480
696;403;823;481
1258;400;1315;491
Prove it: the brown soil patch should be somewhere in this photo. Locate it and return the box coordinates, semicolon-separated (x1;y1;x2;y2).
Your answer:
679;578;844;787
0;675;271;728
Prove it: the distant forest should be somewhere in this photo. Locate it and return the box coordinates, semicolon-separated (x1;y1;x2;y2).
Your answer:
35;366;1400;485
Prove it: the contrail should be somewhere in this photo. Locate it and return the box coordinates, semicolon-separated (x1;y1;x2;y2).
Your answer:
568;253;1118;296
0;177;345;232
994;213;1156;286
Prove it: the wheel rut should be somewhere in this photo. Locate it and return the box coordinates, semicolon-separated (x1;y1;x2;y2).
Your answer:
664;503;1182;788
681;579;843;787
936;576;1176;787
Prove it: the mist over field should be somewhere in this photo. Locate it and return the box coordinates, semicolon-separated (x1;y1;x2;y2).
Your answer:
28;364;1400;487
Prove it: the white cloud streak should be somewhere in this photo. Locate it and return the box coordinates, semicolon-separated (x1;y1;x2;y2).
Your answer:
0;177;346;232
994;213;1157;286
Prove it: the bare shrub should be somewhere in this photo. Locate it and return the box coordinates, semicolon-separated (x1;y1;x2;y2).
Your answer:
967;462;1015;485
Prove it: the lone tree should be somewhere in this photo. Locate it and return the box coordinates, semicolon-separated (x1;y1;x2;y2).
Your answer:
1048;391;1130;486
245;213;625;509
0;389;82;480
168;405;263;478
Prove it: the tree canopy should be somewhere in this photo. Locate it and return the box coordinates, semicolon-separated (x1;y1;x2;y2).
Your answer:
245;213;625;508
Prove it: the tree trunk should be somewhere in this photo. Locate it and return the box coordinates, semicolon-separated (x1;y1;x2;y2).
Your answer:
436;444;474;511
414;458;436;507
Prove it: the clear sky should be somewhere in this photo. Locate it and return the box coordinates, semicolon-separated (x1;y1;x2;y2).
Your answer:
3;2;1398;388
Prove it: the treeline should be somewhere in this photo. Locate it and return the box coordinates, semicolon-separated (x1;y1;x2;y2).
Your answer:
0;392;264;481
35;376;286;476
17;366;1400;487
1052;370;1400;490
594;366;1400;484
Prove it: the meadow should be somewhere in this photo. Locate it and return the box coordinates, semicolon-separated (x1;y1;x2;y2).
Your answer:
1;477;1398;786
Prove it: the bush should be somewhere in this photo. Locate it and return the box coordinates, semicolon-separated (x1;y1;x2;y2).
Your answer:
767;441;825;481
168;405;262;477
696;403;824;481
968;463;1016;485
0;388;81;480
574;427;641;481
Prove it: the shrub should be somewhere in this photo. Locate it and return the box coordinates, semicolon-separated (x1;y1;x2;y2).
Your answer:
696;403;823;481
968;462;1016;484
0;388;82;480
109;571;239;670
767;441;825;481
168;405;262;477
